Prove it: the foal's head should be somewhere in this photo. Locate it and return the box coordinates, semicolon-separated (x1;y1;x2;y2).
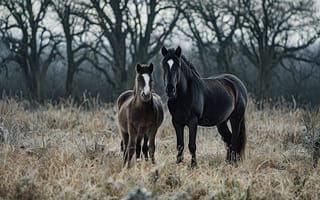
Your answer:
134;63;154;102
161;46;182;98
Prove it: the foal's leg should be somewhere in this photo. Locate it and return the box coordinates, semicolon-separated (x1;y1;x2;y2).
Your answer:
173;120;185;164
120;140;124;152
136;135;143;160
122;132;129;164
142;134;149;161
217;122;232;162
126;126;137;168
148;132;156;164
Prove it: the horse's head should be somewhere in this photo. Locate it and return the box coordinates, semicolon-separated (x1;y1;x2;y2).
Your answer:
135;63;154;102
161;46;182;98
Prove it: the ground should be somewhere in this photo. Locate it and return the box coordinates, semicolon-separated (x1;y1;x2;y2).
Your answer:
0;98;319;199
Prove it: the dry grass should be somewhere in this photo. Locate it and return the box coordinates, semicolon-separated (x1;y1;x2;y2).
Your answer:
0;98;320;199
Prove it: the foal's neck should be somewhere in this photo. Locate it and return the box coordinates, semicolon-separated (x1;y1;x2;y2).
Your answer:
133;94;153;107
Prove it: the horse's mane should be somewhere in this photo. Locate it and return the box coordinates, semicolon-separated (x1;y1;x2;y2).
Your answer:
167;49;201;80
180;55;201;79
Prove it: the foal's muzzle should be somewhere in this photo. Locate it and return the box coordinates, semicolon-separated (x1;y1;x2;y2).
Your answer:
141;91;152;101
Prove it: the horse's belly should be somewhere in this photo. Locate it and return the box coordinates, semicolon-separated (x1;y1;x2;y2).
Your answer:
199;102;234;126
198;114;226;126
198;119;219;126
199;116;230;126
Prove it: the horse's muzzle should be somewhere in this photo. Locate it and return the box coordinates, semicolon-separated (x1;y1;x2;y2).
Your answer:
166;85;176;98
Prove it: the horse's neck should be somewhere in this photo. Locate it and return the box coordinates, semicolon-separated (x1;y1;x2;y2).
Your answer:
177;72;195;97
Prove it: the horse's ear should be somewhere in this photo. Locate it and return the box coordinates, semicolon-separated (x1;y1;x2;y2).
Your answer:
175;46;181;57
136;63;142;73
149;63;154;73
161;46;168;56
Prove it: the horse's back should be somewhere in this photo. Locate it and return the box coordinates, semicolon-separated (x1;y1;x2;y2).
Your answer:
215;74;247;107
207;74;247;104
215;74;247;94
198;74;247;125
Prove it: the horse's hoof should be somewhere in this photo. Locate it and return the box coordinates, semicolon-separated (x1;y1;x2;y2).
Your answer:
226;150;241;166
176;156;183;164
190;160;197;169
145;157;149;161
126;163;132;169
123;159;127;168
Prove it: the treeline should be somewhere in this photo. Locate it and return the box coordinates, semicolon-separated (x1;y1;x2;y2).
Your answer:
0;0;319;104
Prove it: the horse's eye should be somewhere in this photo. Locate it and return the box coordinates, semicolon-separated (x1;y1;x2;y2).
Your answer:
163;63;169;70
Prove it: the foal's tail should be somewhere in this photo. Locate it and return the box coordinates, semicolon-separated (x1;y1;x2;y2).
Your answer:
239;117;247;160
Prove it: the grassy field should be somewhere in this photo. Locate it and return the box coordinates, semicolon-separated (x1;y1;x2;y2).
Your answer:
0;97;319;199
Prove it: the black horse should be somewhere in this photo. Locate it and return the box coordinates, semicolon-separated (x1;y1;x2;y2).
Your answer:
161;46;248;167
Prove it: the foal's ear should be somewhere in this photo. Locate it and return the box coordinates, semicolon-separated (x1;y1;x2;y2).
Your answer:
136;63;142;73
175;46;181;57
161;46;168;56
149;63;154;73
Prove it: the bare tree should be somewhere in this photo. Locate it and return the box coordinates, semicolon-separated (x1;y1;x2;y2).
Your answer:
82;0;180;95
239;0;320;100
0;0;60;100
280;50;318;100
179;0;243;74
51;1;91;97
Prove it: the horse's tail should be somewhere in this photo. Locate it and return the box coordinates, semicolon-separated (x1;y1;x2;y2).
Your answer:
239;117;247;160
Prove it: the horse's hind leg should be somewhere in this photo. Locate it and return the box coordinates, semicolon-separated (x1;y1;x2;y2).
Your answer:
217;122;232;162
230;115;246;162
142;135;149;161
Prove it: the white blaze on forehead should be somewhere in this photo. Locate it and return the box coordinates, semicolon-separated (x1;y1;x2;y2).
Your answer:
167;59;174;70
142;73;151;94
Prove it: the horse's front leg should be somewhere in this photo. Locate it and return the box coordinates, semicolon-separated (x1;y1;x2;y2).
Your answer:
173;120;185;164
188;120;198;168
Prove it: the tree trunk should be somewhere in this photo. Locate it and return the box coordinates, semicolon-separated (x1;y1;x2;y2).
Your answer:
65;66;75;97
65;40;75;97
